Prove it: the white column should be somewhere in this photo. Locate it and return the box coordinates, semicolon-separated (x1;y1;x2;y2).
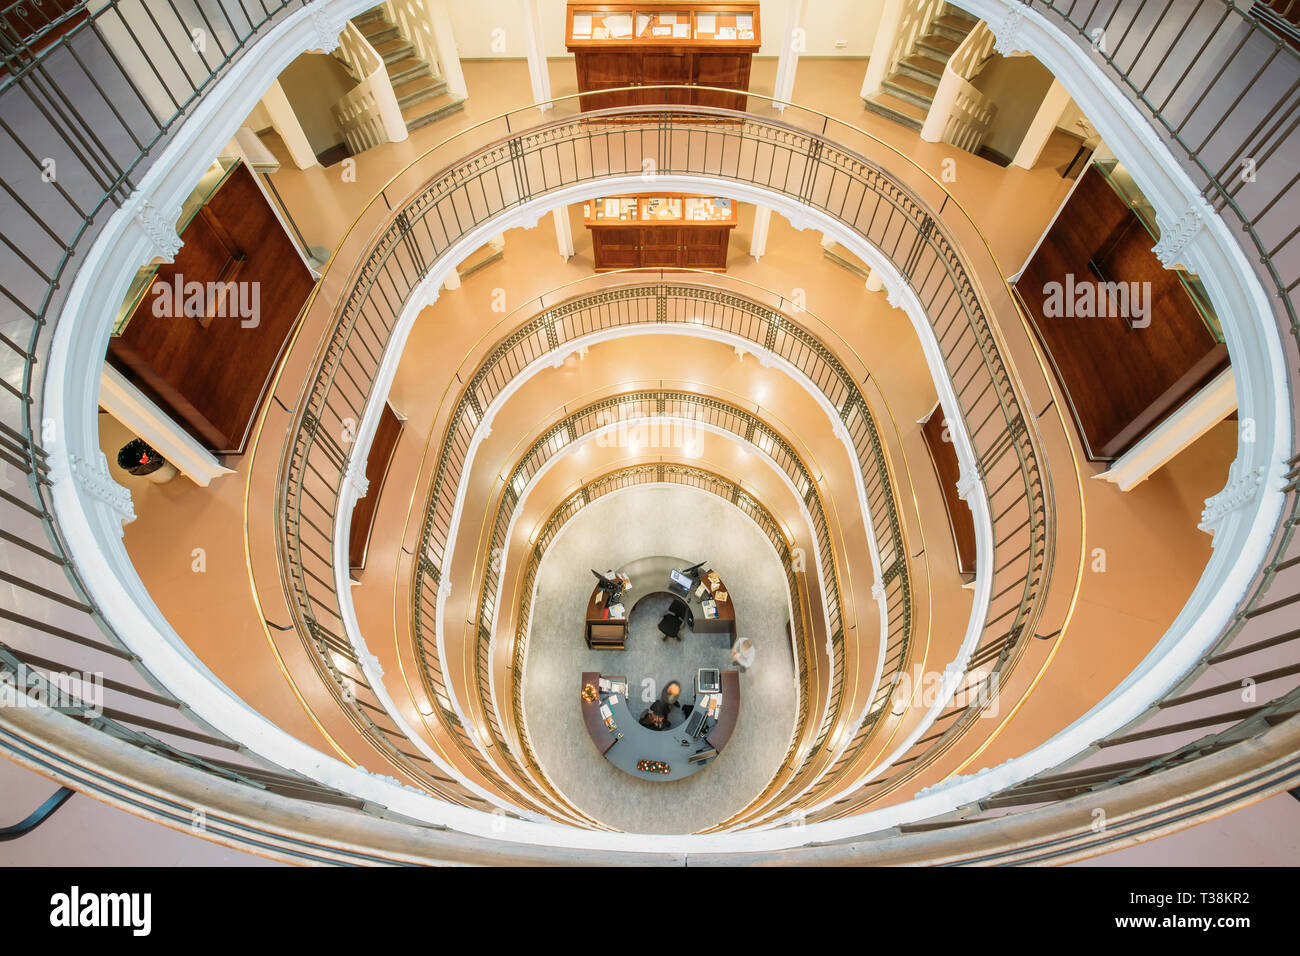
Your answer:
865;269;885;292
99;366;235;487
750;207;773;260
1012;79;1073;169
772;0;808;112
260;80;317;170
1098;368;1237;492
489;233;507;255
552;207;575;260
521;0;552;110
443;267;461;290
861;0;904;99
429;0;468;99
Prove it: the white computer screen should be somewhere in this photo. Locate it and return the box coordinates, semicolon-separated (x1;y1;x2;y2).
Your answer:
670;569;692;590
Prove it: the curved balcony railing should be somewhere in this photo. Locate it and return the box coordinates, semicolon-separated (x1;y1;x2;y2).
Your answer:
457;388;844;821
269;93;1052;831
510;462;814;822
9;0;1291;862
404;277;915;820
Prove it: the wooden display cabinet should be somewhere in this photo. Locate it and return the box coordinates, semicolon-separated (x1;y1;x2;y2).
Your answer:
584;193;738;271
565;3;760;111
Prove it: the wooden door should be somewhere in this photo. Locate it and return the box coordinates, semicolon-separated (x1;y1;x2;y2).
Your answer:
592;228;642;269
640;52;692;105
683;227;730;270
576;51;642;110
640;228;684;268
693;53;751;111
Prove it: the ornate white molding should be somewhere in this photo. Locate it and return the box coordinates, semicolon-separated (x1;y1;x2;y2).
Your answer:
1199;458;1268;537
956;458;981;502
885;284;905;311
53;452;136;534
1152;194;1215;270
308;5;348;53
345;454;370;499
126;193;182;263
991;5;1026;56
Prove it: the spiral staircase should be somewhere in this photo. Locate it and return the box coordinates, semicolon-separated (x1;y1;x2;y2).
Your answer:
0;0;1297;864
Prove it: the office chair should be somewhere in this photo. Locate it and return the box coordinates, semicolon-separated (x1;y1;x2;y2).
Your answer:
658;609;684;641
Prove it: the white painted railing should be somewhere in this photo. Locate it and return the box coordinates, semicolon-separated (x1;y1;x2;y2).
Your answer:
921;21;998;150
331;20;407;153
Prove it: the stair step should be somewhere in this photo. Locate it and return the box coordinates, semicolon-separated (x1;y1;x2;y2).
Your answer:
387;56;433;87
882;72;938;108
917;33;960;60
863;91;927;131
402;93;466;133
351;10;386;27
897;53;948;81
375;37;416;63
395;74;449;110
362;23;400;45
934;13;980;34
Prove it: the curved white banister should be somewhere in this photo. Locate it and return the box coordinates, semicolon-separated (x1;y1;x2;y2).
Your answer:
36;0;1290;855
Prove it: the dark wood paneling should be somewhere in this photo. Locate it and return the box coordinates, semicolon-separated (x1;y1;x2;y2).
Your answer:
1014;165;1227;460
640;226;684;267
591;227;642;268
693;52;750;110
920;406;976;578
348;403;403;572
108;163;315;455
682;226;730;269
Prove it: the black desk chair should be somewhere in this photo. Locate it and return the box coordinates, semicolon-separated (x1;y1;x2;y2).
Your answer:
658;610;684;641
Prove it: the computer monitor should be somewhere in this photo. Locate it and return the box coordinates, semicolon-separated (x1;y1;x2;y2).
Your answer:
680;561;707;578
696;668;721;694
591;569;621;594
668;568;693;593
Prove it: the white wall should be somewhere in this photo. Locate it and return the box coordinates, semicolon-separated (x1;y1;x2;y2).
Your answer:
448;0;886;59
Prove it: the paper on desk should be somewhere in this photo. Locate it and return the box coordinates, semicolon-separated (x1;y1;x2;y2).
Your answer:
697;13;716;33
572;14;592;35
673;23;690;38
603;14;633;37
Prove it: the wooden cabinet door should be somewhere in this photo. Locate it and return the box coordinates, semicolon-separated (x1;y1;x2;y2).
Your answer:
640;52;692;105
576;51;642;110
693;53;751;111
640;228;684;268
592;227;642;269
683;227;730;270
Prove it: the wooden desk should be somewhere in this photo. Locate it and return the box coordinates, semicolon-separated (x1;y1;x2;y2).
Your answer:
580;672;619;755
584;193;737;271
584;586;628;649
705;670;740;751
690;568;736;641
565;3;761;112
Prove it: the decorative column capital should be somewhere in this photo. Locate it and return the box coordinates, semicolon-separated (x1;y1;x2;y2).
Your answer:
309;5;347;53
1153;194;1215;270
991;6;1026;57
345;454;370;499
885;284;906;311
956;458;981;502
871;581;885;602
126;192;183;263
1199;458;1267;537
52;452;136;535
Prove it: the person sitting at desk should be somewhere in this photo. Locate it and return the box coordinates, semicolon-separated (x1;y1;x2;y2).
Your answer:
639;699;671;731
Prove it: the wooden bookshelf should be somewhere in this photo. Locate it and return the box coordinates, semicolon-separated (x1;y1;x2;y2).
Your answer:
583;193;737;270
565;3;760;111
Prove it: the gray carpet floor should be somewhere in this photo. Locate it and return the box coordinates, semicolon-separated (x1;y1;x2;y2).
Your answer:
520;485;797;833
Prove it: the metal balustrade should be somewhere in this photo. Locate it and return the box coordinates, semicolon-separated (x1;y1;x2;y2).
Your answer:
271;93;1053;829
510;463;813;823
0;0;423;860
401;278;915;820
0;0;1288;861
458;388;845;823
